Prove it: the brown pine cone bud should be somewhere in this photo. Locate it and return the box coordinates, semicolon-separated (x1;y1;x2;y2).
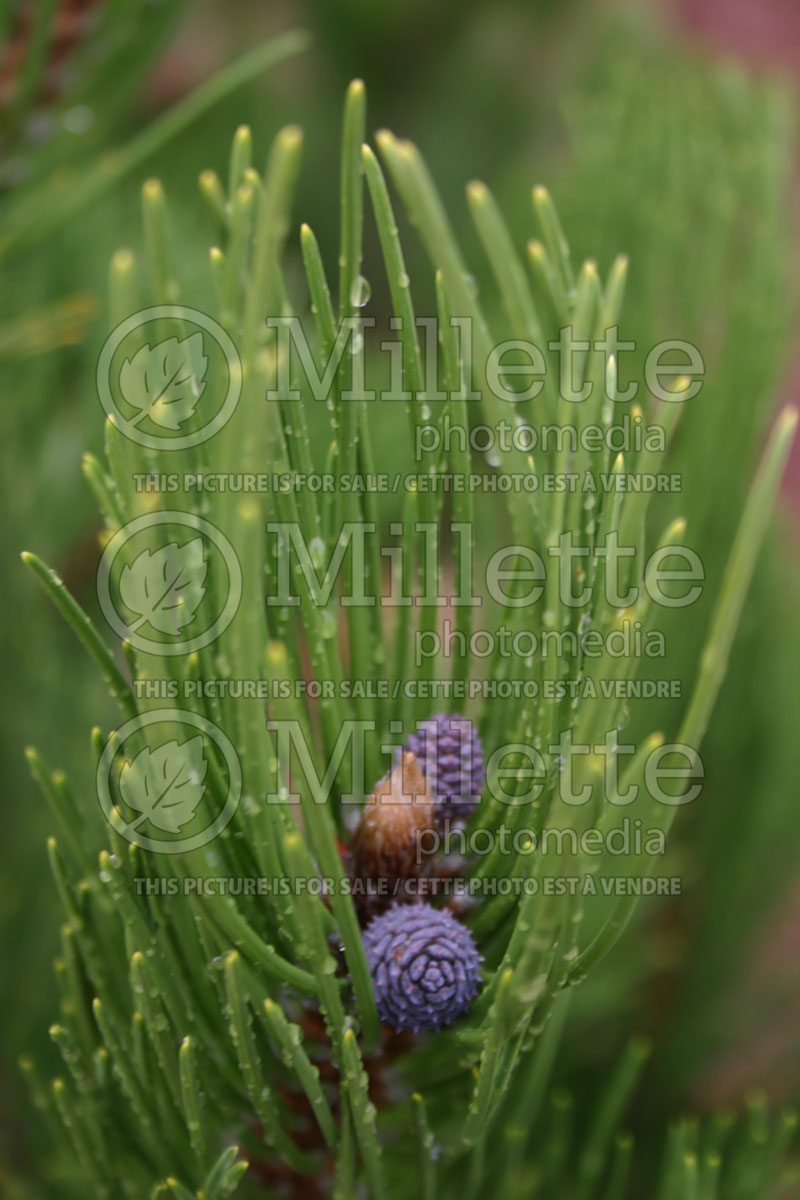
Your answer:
350;752;437;911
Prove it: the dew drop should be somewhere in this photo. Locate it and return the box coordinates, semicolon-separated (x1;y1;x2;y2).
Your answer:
63;105;94;135
318;608;337;640
349;275;372;308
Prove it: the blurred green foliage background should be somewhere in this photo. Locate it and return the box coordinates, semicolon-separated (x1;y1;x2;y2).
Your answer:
1;0;799;1192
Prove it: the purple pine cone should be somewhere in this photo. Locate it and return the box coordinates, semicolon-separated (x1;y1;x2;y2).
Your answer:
363;903;481;1032
402;713;484;821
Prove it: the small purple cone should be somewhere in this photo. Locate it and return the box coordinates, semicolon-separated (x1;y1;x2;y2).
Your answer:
363;903;482;1032
402;713;484;821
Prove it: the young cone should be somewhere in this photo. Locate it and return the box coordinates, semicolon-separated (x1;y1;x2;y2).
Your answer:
350;752;436;909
